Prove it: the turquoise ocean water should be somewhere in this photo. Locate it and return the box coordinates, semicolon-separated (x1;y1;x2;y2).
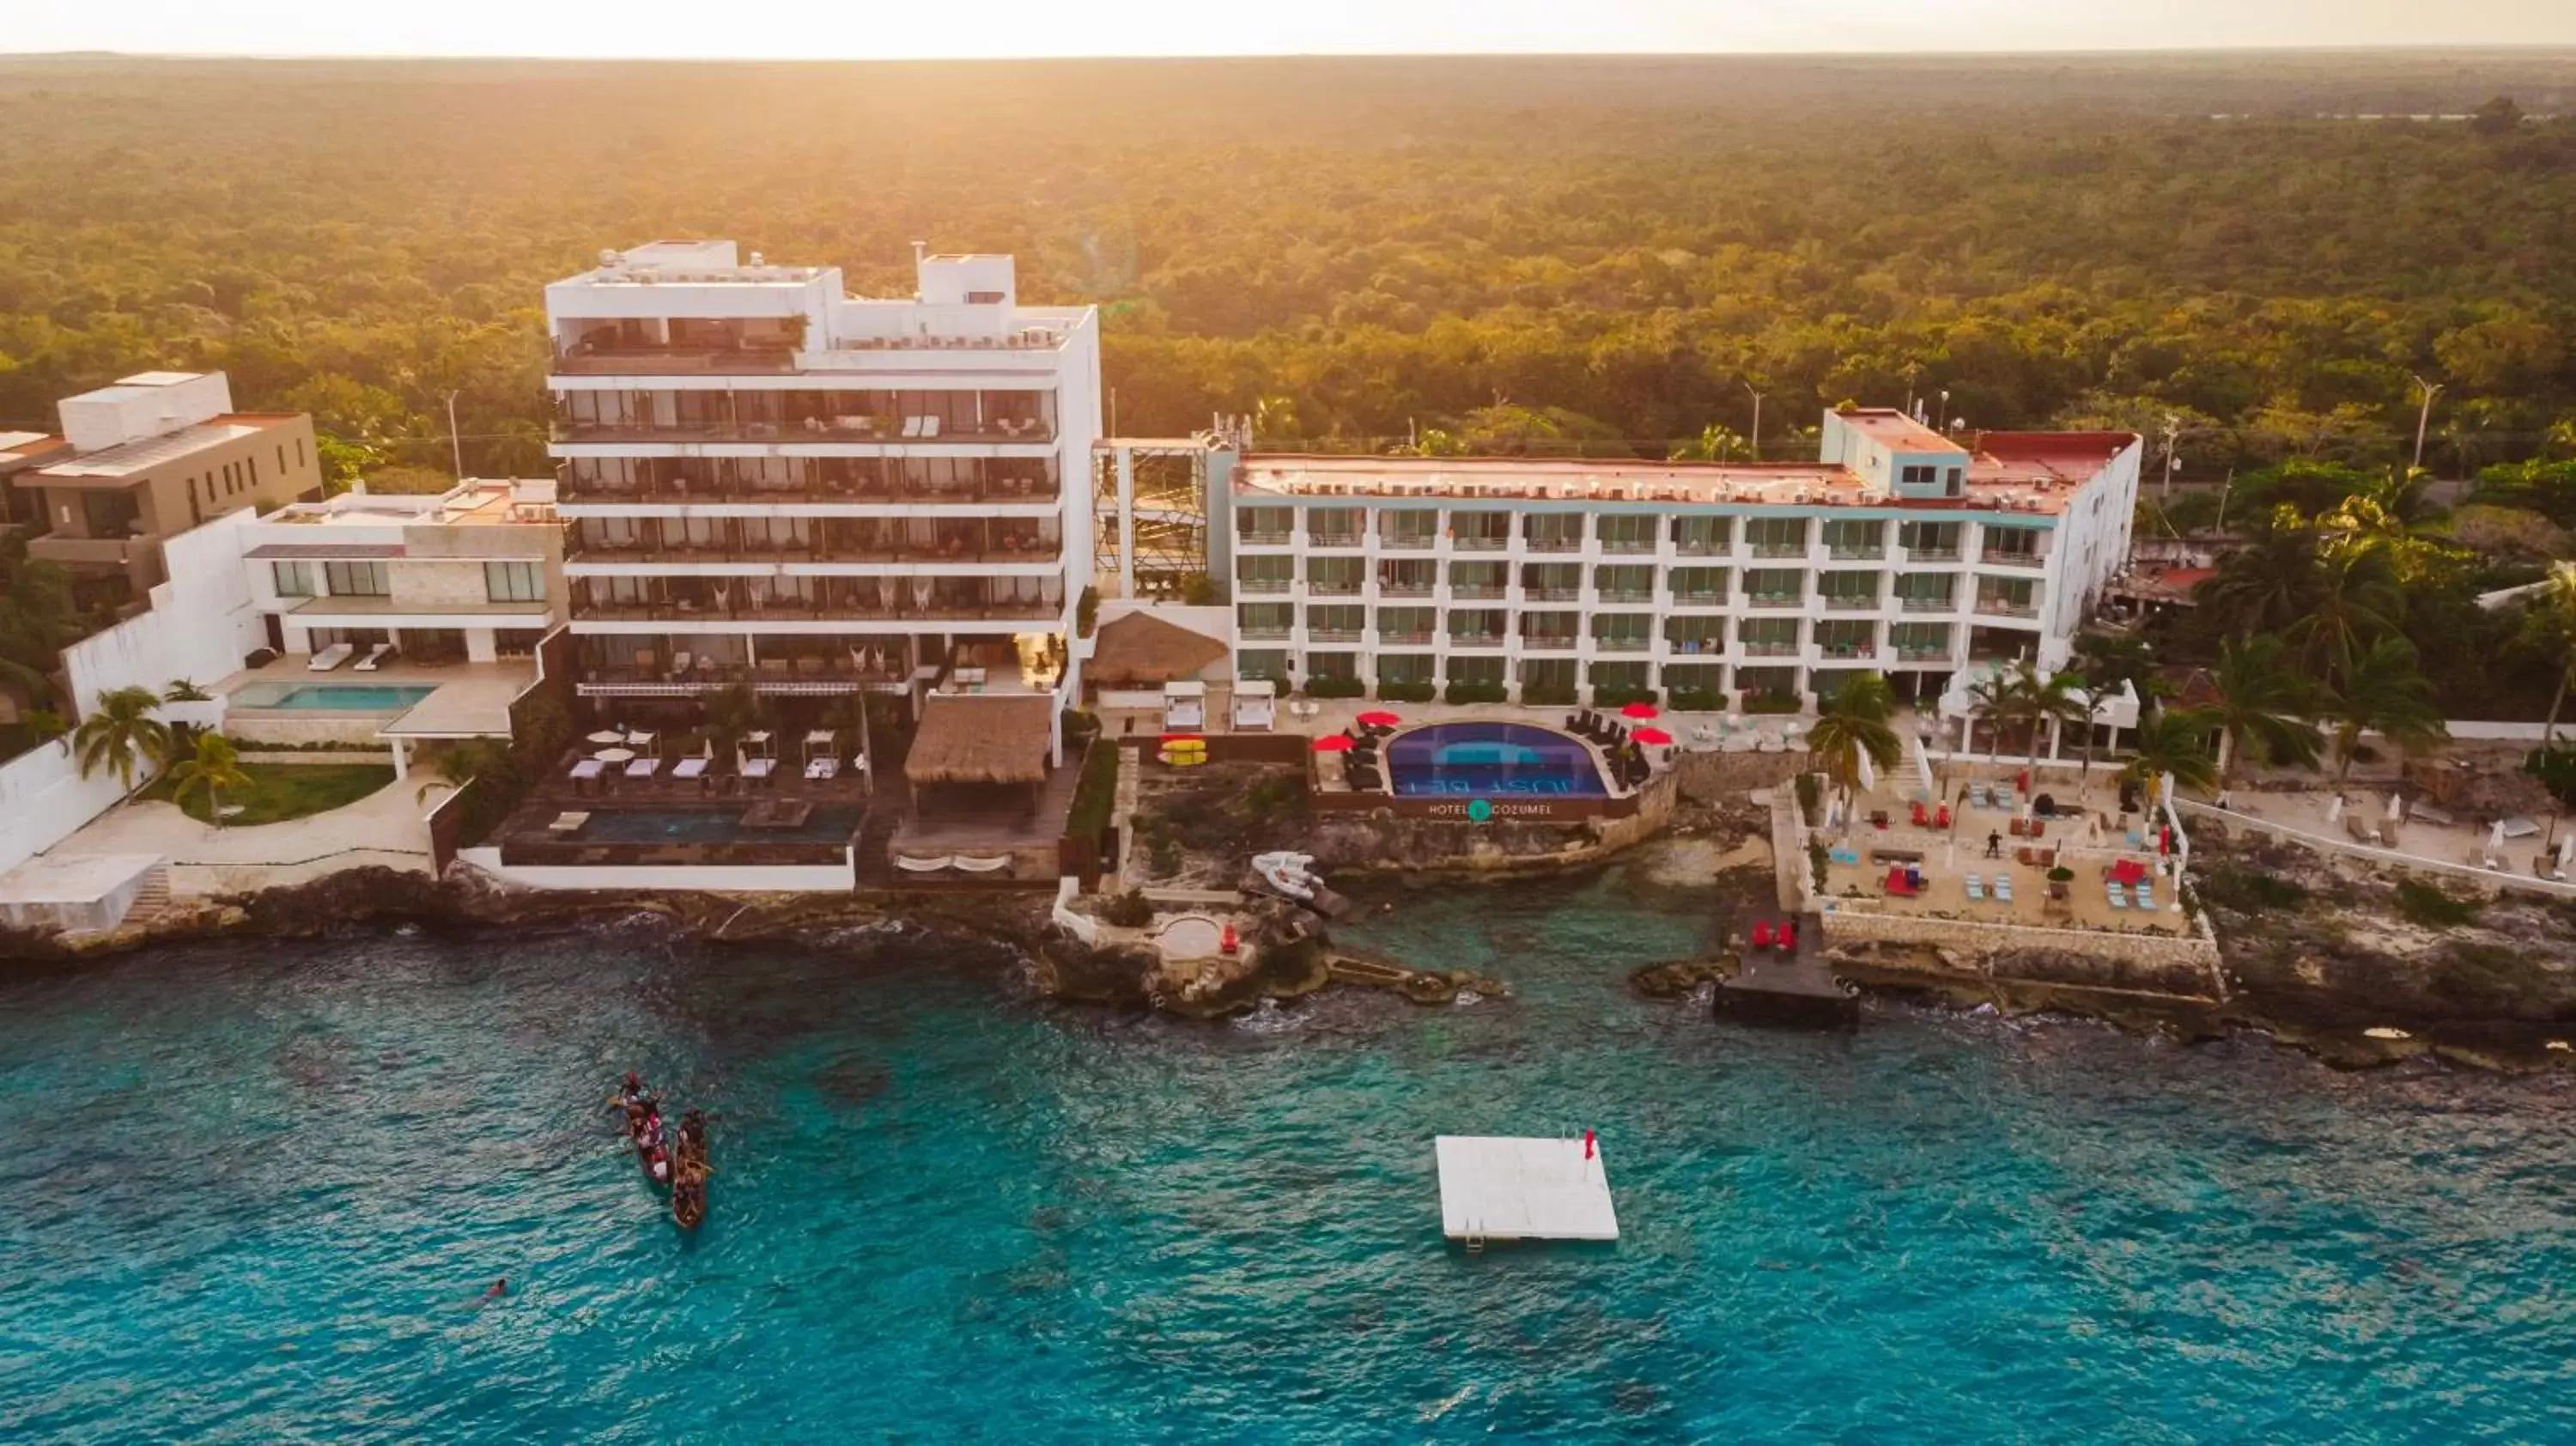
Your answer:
5;865;2573;1443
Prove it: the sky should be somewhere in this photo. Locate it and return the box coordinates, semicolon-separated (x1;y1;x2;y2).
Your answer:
5;0;2576;59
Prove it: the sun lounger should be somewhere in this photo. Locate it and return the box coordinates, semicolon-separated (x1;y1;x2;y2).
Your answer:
1994;872;2014;903
671;756;710;780
740;757;776;779
2134;881;2155;909
951;855;1010;873
624;757;661;779
307;642;355;671
1965;874;1985;902
568;758;605;781
353;642;394;671
805;756;841;781
894;854;954;872
2107;883;2129;910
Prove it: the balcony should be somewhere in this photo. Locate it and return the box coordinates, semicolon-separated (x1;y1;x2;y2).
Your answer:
567;538;1061;568
1379;533;1438;552
1669;591;1727;607
558;476;1060;507
1674;540;1732;557
1520;635;1579;653
553;417;1054;446
1595;589;1655;605
1821;596;1882;613
1449;584;1505;600
1522;586;1579;603
1237;529;1292;546
1904;548;1961;563
1524;537;1584;555
1237;624;1292;641
1899;594;1956;613
1450;534;1512;552
1238;577;1292;596
1591;636;1651;653
1740;642;1800;658
1974;598;2040;620
550;340;794;377
1378;629;1434;646
1378;580;1436;598
1816;643;1881;662
1308;582;1365;599
1446;634;1508;650
1749;544;1807;559
1308;629;1364;644
1894;644;1953;660
1826;546;1886;561
1980;550;2046;570
1665;636;1726;657
574;598;1057;626
1598;539;1659;556
1307;532;1365;550
28;535;144;568
1745;594;1804;611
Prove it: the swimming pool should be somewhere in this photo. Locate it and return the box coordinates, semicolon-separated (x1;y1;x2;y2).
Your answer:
229;683;440;712
1385;721;1606;797
574;806;866;845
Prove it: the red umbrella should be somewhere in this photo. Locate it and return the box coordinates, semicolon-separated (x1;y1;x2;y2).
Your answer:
1356;710;1401;728
1158;733;1204;745
1632;726;1674;746
1620;702;1660;720
1310;734;1355;752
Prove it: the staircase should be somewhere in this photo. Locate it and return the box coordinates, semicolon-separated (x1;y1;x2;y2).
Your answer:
120;866;175;928
852;780;908;890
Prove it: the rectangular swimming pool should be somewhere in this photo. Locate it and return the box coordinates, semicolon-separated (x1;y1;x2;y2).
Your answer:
231;683;440;713
573;806;866;845
1386;721;1607;797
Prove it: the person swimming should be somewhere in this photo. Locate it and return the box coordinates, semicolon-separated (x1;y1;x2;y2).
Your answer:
485;1278;507;1298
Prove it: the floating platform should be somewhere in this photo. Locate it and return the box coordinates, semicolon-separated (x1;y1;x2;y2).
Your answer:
1434;1134;1619;1243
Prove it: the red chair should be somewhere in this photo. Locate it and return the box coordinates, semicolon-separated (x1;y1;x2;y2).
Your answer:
1910;801;1929;827
1935;805;1952;829
1778;922;1798;952
1751;920;1775;950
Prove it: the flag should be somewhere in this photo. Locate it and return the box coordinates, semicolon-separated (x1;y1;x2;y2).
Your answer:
1583;1129;1596;1160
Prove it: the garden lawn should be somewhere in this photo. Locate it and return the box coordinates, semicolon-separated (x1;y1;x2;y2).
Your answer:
143;762;397;826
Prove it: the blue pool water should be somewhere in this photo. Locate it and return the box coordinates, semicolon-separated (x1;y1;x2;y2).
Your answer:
232;682;440;712
575;805;866;844
1388;720;1607;796
5;866;2574;1442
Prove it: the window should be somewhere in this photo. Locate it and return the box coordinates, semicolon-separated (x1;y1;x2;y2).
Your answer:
1673;516;1731;554
249;455;261;487
485;562;544;603
1238;602;1296;638
277;444;288;473
965;289;1006;304
1595;514;1657;552
271;561;314;597
1745;517;1807;556
1376;653;1435;685
323;560;389;596
1445;654;1505;687
1306;604;1365;641
1900;464;1935;486
296;437;307;469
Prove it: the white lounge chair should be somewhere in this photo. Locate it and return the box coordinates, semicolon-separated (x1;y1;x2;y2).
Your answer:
951;855;1010;873
894;854;954;872
307;642;355;671
1993;872;2014;903
353;642;394;671
568;758;605;781
1965;873;1985;902
624;757;661;779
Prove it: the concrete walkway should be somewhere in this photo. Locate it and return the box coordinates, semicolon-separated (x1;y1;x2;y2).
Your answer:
38;777;443;896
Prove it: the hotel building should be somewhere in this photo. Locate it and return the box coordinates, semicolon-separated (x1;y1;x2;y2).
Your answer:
1216;409;2140;707
546;240;1101;732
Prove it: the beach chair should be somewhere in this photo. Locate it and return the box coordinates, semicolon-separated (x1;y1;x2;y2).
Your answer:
307;641;355;671
1777;922;1796;951
1967;783;1989;809
1751;920;1775;950
1965;874;1985;902
2135;880;2155;909
2107;883;2129;910
1994;872;2014;903
353;641;393;671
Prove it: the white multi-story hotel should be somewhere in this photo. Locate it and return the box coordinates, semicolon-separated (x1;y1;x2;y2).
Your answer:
546;240;1101;720
1215;409;2140;708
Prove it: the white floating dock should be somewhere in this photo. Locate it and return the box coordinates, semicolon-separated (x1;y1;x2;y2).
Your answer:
1434;1134;1619;1243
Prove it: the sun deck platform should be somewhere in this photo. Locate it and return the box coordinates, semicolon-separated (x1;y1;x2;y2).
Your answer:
1434;1134;1619;1243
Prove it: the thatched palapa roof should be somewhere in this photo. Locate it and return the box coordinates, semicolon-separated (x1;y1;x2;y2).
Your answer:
1089;611;1229;687
907;695;1053;786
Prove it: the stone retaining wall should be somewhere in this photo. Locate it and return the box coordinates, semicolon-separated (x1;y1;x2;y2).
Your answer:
1308;770;1679;873
236;750;397;766
1672;750;1806;805
1818;906;2224;997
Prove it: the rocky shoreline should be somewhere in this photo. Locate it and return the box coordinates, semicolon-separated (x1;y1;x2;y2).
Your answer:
9;803;2575;1074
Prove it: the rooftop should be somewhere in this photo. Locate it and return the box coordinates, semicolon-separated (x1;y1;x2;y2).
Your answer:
266;479;557;528
1835;409;1964;454
22;414;300;483
1231;447;2108;515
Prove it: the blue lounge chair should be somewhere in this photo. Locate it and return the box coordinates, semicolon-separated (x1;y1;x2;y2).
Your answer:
1994;872;2014;903
1965;873;1985;902
2135;881;2155;910
2107;883;2129;910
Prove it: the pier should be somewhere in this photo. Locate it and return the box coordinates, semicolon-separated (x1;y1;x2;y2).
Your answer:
1718;912;1861;1028
1434;1134;1619;1245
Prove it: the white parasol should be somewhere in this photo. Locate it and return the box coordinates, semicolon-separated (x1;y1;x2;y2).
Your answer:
2325;794;2344;825
594;747;636;763
2385;792;2405;823
2488;817;2509;852
586;730;625;745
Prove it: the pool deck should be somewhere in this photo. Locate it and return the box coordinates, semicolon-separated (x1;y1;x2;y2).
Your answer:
218;658;533;738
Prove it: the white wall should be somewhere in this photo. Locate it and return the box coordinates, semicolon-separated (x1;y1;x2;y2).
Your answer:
0;741;130;878
457;848;854;893
63;508;264;720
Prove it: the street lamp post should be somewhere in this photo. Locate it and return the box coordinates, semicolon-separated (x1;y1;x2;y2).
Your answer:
1742;380;1763;461
444;391;465;482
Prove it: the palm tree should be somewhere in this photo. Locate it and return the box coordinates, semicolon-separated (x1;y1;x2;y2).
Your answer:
162;678;213;703
71;685;172;804
415;737;518;803
2286;544;2405;685
2194;515;2319;637
2203;634;2321;785
1966;667;2019;763
2013;664;2092;770
2121;705;2221;807
703;683;765;760
166;732;252;826
2322;635;2448;783
2527;561;2576;744
1806;672;1903;807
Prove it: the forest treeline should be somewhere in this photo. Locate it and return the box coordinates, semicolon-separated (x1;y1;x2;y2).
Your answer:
2;53;2574;481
